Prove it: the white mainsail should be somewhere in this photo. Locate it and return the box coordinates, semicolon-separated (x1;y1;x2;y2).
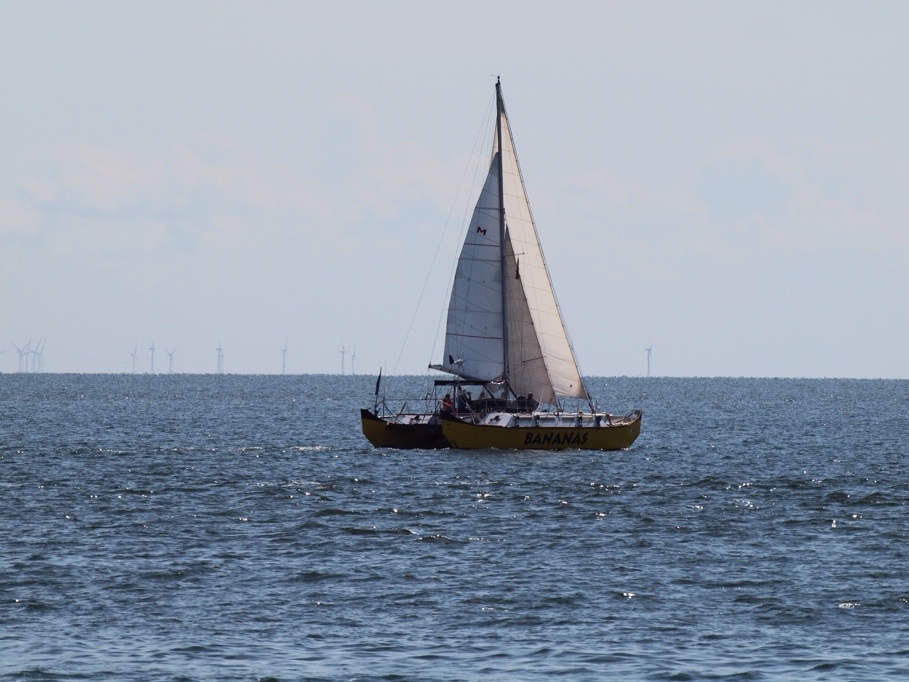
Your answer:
441;153;505;382
441;82;587;406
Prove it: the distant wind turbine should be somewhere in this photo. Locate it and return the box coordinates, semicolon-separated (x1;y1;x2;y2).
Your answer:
131;345;138;374
33;339;45;372
166;346;177;374
645;346;653;378
22;338;32;373
340;342;346;375
149;341;156;374
216;340;224;374
12;342;26;372
351;349;356;376
281;343;288;375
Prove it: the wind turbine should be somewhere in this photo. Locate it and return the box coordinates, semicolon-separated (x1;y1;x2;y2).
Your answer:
149;341;156;374
166;346;177;374
281;343;288;375
12;342;26;372
339;342;345;375
351;349;356;376
33;339;45;372
645;346;653;378
216;340;224;374
23;338;32;373
131;345;138;373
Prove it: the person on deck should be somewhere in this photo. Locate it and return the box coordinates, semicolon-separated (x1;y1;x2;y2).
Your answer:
456;387;470;413
440;394;453;413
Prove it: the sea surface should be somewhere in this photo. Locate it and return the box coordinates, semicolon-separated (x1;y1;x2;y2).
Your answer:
2;374;909;680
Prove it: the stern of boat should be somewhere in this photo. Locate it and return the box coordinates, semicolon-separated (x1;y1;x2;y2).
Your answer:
360;408;449;449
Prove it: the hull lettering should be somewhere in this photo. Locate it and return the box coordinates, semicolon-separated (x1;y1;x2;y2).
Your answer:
523;431;590;446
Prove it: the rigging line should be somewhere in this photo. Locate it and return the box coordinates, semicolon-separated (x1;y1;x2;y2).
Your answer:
395;93;493;368
390;95;494;377
429;96;497;369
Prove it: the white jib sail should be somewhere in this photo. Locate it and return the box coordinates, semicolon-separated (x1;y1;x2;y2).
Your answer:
504;231;554;404
496;100;587;401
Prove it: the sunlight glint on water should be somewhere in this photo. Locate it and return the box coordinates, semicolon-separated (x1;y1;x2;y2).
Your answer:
2;375;908;680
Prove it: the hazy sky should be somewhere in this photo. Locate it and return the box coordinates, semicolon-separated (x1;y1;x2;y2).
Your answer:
2;1;908;377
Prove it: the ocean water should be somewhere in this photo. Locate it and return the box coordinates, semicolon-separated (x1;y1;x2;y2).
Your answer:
2;374;909;680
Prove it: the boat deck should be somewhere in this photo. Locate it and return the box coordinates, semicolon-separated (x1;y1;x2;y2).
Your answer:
384;413;441;425
478;410;641;428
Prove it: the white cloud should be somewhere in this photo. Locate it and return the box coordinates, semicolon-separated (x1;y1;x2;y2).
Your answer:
702;138;909;255
0;197;40;235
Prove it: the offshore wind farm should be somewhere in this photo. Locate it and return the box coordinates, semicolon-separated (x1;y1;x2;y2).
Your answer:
3;338;357;375
2;335;660;378
10;339;45;373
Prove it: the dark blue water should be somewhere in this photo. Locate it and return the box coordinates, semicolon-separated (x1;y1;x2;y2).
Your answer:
2;375;909;680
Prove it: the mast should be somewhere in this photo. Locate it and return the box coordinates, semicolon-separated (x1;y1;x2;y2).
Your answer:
496;77;509;391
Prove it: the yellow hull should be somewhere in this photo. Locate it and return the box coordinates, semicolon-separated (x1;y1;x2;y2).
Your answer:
441;410;642;450
360;409;448;449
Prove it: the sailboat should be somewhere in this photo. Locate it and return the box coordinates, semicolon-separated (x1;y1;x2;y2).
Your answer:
361;79;642;450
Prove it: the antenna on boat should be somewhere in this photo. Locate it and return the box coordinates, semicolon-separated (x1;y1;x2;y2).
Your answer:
374;367;382;411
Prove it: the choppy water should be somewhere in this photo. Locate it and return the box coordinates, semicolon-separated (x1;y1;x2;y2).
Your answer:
2;374;909;680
